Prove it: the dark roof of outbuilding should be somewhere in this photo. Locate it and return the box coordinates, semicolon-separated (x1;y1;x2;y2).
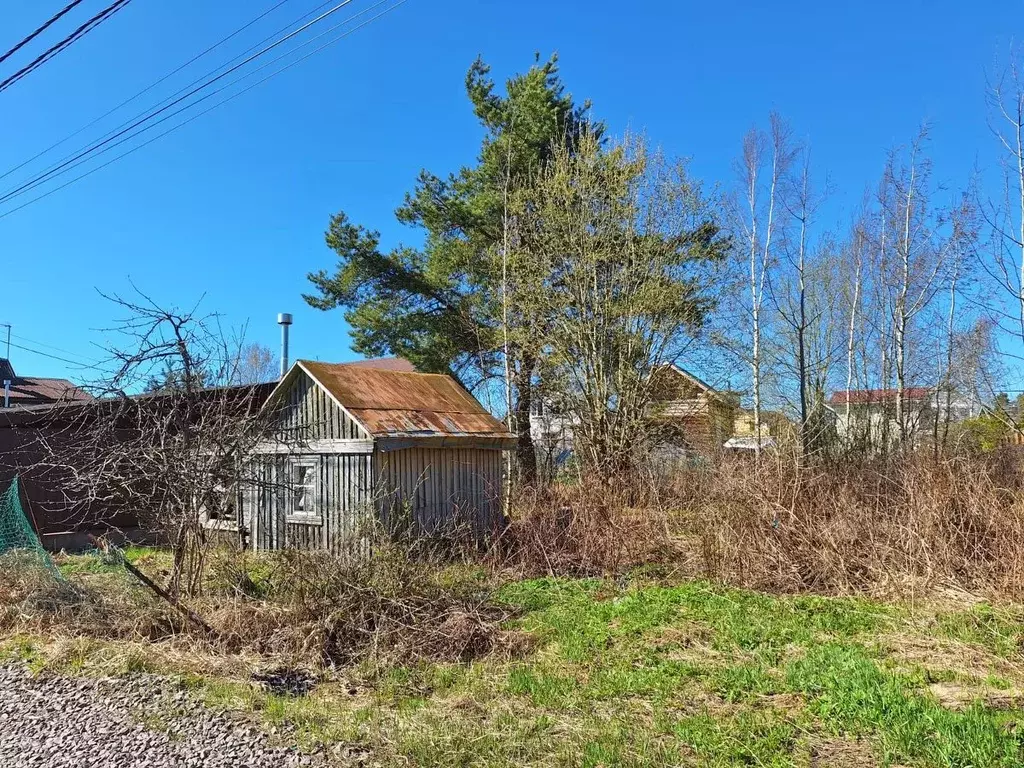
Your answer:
0;358;94;408
292;359;513;440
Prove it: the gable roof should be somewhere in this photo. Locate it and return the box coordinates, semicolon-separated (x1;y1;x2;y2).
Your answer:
659;364;728;402
0;358;94;408
274;360;513;441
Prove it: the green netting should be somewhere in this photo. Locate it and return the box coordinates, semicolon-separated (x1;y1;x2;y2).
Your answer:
0;477;61;577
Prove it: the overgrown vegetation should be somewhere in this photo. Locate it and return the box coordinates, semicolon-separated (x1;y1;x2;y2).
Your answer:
5;453;1024;765
6;563;1024;767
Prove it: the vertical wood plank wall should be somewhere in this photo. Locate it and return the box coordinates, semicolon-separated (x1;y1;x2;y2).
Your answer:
275;371;366;440
373;446;504;536
250;452;373;554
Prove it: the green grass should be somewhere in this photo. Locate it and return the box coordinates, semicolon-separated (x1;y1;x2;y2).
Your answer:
8;561;1024;766
56;545;166;578
937;603;1024;658
171;577;1024;766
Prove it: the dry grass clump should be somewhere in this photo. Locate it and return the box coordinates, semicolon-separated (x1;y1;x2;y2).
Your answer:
207;543;508;665
2;539;510;670
0;559;178;642
686;452;1024;597
491;480;679;576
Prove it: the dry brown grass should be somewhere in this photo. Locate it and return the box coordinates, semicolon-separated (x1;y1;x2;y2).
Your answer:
491;481;681;576
487;449;1024;600
2;538;510;671
685;452;1024;598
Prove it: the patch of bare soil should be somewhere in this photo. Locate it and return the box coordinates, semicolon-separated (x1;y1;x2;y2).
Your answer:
807;737;878;767
927;682;1024;711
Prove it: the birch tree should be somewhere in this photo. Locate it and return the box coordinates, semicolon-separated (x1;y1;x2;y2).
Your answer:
983;49;1024;354
735;114;793;454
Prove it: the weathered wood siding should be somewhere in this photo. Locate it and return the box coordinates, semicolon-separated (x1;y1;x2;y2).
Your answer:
373;446;504;536
274;370;367;441
247;452;374;554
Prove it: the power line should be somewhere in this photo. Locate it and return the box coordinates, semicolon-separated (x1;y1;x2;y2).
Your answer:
0;0;408;220
0;0;305;185
0;0;86;67
0;0;135;95
0;0;368;208
4;0;394;206
10;332;99;363
6;340;104;371
0;0;356;204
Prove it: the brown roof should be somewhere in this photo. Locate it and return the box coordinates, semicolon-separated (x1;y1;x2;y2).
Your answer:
298;360;512;440
0;359;94;408
829;387;932;406
340;356;417;373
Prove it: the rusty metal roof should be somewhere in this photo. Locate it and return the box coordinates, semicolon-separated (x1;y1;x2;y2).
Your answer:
340;356;417;373
298;360;513;440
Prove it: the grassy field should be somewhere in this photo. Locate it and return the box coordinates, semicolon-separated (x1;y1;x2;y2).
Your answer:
6;554;1024;767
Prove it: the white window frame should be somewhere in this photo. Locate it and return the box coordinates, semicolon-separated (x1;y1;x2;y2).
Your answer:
286;458;321;524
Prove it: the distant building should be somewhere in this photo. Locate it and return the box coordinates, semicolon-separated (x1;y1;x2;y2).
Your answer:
829;387;975;447
0;358;93;409
530;364;750;466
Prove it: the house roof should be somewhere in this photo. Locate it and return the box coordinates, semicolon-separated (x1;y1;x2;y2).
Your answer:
661;364;728;402
0;358;94;408
340;356;417;373
829;387;932;406
291;360;513;441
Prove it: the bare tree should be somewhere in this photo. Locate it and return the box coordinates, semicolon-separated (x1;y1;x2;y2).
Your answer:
736;114;793;455
872;130;950;448
983;48;1024;356
769;142;836;453
231;342;279;385
40;291;281;597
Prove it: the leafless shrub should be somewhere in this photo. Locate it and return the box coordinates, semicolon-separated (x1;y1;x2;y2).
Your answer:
490;481;680;576
685;451;1024;597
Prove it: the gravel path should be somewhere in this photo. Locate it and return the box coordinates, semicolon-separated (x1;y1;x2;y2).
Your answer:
0;665;330;767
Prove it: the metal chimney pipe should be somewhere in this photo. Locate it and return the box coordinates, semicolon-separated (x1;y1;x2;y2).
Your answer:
277;313;293;378
3;379;10;409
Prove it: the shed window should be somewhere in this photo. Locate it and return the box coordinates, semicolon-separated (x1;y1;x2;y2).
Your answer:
200;482;238;531
288;460;319;521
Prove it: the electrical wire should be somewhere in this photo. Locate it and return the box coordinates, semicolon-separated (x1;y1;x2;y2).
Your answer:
0;0;136;94
0;0;408;220
0;0;86;67
11;332;99;363
7;340;105;371
0;0;306;185
0;0;393;207
0;0;357;205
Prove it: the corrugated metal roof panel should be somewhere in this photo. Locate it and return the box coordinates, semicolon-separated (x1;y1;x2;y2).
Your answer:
299;360;513;439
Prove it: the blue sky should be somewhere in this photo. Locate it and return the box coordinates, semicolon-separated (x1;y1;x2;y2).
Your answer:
0;0;1015;384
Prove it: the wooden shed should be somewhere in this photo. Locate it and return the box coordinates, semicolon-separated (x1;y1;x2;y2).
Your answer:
241;360;515;552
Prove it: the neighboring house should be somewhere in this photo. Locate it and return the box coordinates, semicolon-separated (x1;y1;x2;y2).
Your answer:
829;387;975;447
0;358;93;408
530;364;741;465
727;408;777;448
240;359;515;552
648;365;738;459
